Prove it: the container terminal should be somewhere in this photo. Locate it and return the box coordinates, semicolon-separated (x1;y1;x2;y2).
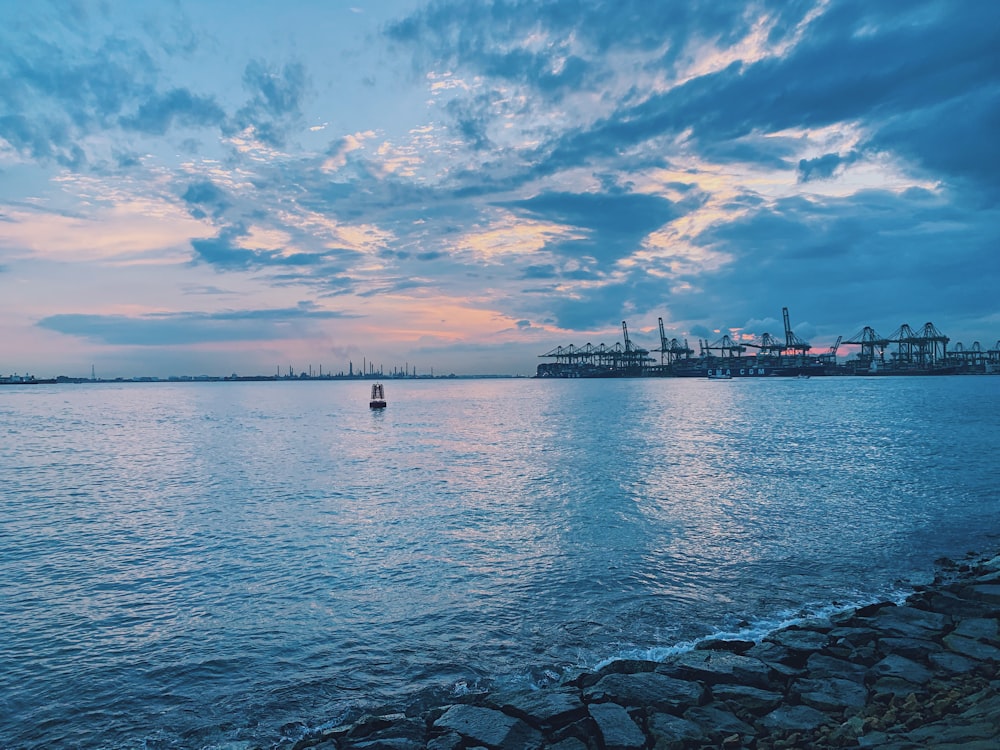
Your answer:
536;307;999;378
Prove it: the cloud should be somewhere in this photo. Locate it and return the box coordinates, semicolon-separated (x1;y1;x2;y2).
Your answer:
502;190;685;263
0;22;157;167
798;152;859;182
4;0;999;375
232;59;308;147
120;88;226;134
676;186;1000;336
190;226;326;270
38;304;354;346
181;180;230;219
322;131;375;172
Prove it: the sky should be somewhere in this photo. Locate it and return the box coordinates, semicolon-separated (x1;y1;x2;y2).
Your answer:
1;0;998;378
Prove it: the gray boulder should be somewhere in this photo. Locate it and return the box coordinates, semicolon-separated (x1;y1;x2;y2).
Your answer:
966;584;1000;604
432;705;542;749
710;683;784;714
547;739;589;750
877;636;942;661
742;642;803;677
942;633;1000;662
827;626;878;648
663;650;774;689
646;712;705;749
929;650;977;674
763;628;829;653
869;676;926;698
804;653;869;683
951;617;1000;643
868;654;934;685
791;677;868;712
584;671;704;712
865;604;949;638
758;704;833;733
587;702;645;750
682;704;755;740
426;731;462;750
492;688;587;730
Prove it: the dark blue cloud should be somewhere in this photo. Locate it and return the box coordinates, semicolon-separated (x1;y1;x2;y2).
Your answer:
672;188;1000;339
120;88;225;134
0;27;157;167
391;0;1000;201
231;60;307;146
502;190;688;262
519;264;558;280
386;0;807;91
798;152;858;182
190;226;325;270
181;180;230;219
38;304;353;346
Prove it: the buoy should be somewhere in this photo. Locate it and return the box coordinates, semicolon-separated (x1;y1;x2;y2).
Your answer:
369;382;386;409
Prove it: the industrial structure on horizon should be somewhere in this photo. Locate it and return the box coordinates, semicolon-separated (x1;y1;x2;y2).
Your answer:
536;308;999;378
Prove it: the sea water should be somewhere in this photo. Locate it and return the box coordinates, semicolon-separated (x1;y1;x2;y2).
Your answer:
1;376;998;748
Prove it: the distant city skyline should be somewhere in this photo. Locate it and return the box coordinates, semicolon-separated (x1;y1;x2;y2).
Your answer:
2;1;998;378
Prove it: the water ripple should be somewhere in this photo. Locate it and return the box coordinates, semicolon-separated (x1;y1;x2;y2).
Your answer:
1;378;998;748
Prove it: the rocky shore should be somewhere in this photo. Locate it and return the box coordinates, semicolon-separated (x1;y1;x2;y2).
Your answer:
286;552;1000;750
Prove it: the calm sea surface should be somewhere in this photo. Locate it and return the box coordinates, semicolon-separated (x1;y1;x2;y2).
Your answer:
1;376;998;748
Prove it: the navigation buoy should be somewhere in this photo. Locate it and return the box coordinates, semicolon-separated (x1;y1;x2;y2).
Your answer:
369;382;387;409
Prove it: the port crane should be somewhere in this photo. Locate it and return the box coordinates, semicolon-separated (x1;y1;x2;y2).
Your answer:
655;318;694;365
845;326;889;365
703;333;746;358
884;322;949;366
828;335;842;358
621;321;653;371
781;307;811;356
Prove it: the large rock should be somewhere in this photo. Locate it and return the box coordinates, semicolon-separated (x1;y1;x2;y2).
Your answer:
791;677;867;712
646;712;706;749
869;676;926;698
904;718;999;747
942;633;1000;662
432;705;542;749
742;642;803;677
928;650;978;674
682;704;755;740
757;704;833;733
426;732;463;750
584;671;704;712
547;739;589;750
349;738;423;750
804;653;868;683
587;702;645;750
347;716;427;750
868;654;934;685
662;650;774;688
951;617;1000;643
865;604;950;637
763;628;830;653
710;684;784;714
917;590;995;618
492;688;587;730
966;584;1000;604
877;636;942;661
827;626;878;648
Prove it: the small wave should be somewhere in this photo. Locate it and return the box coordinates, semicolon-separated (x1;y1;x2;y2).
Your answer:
595;582;918;671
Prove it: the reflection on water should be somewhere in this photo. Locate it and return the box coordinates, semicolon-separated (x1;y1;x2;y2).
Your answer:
1;377;998;748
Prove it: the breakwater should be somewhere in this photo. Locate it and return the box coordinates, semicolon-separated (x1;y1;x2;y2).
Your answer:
284;552;1000;750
